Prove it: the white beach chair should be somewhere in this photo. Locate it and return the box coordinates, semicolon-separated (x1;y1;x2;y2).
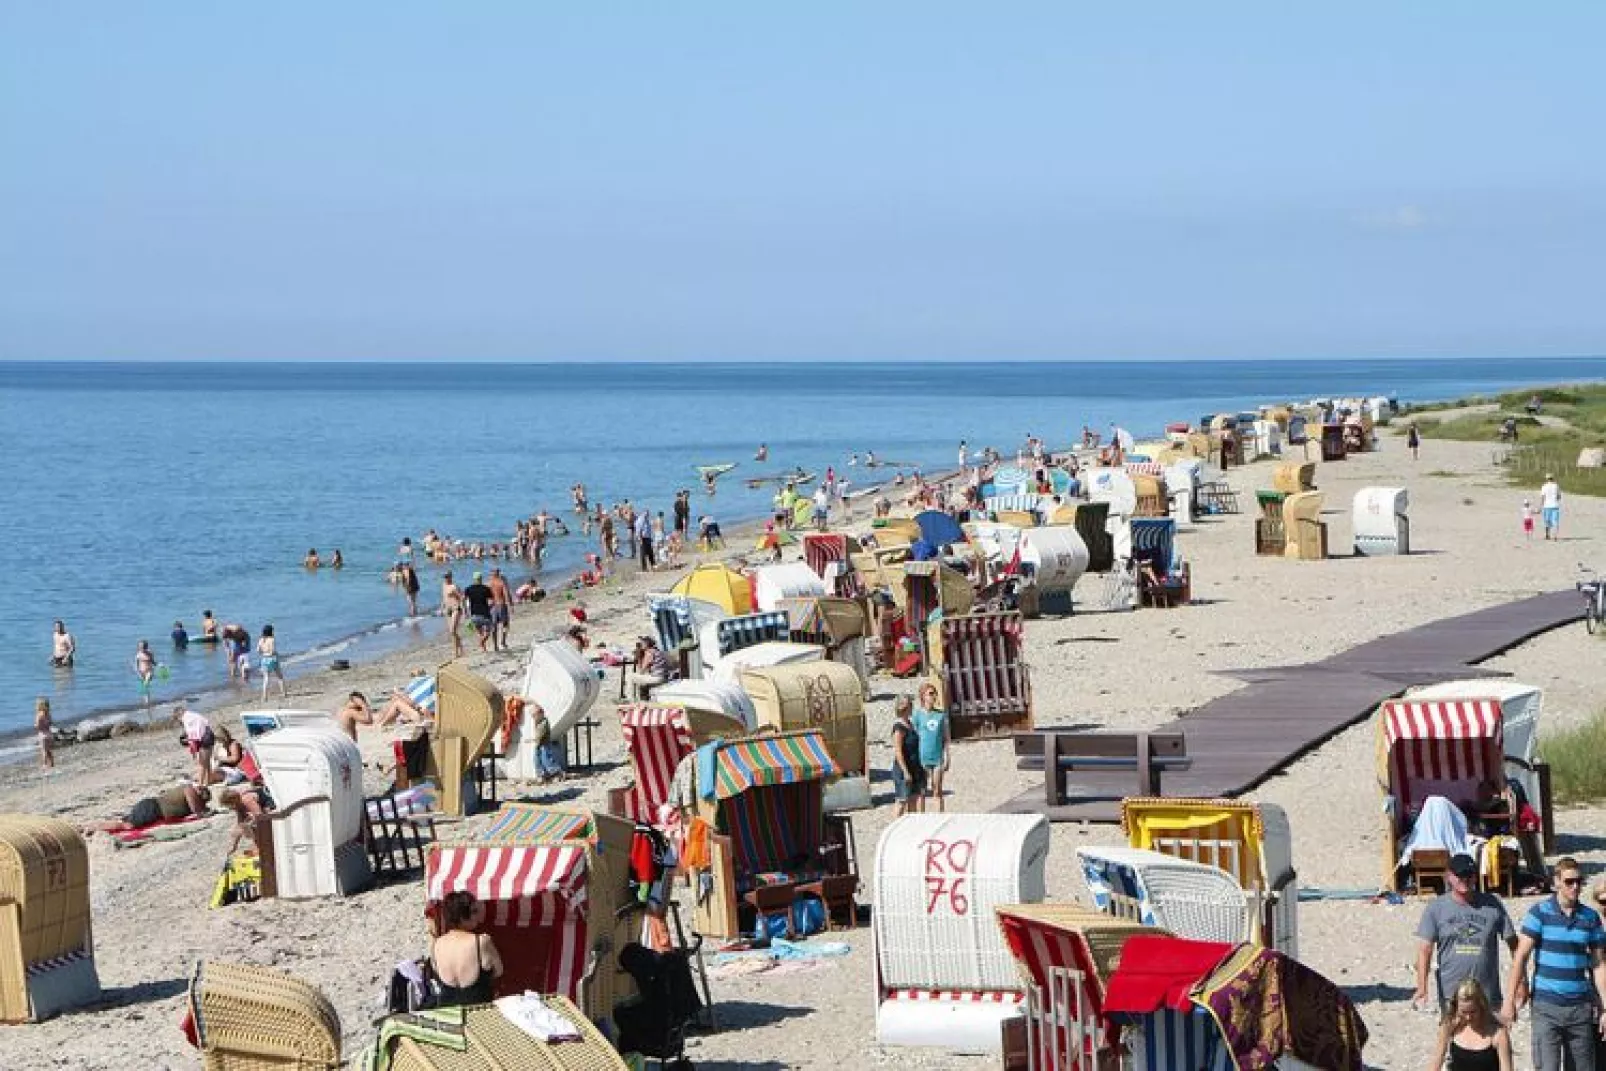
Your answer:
1077;846;1254;946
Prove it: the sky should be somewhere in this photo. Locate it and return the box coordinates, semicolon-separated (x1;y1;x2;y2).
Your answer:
2;4;1604;362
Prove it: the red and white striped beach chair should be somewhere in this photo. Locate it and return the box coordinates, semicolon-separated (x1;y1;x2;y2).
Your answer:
619;704;697;826
1378;697;1505;890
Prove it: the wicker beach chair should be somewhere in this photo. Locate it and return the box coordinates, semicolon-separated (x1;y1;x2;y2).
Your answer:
1077;846;1254;946
1121;798;1299;960
0;815;100;1023
1272;462;1316;495
428;665;502;816
1282;491;1327;561
189;960;341;1071
380;997;629;1071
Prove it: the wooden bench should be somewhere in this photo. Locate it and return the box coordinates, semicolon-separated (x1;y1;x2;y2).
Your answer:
1015;730;1190;805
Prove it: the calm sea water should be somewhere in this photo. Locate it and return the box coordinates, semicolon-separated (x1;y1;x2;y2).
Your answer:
3;357;1603;737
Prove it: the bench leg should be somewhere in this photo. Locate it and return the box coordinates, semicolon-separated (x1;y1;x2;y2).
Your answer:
1137;733;1156;796
1044;733;1066;806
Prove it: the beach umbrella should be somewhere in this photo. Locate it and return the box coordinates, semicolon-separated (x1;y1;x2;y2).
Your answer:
913;509;966;548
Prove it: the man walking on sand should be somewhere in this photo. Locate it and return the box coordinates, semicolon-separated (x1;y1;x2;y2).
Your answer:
487;567;513;650
1414;853;1522;1016
1540;474;1562;540
463;571;496;652
1505;856;1606;1070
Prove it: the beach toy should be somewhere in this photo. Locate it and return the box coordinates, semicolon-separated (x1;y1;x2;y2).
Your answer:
158;666;171;681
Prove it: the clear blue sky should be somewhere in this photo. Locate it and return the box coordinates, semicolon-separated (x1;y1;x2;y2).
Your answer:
2;4;1603;362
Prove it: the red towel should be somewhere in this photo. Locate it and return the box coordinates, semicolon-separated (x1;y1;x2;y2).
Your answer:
1103;935;1235;1015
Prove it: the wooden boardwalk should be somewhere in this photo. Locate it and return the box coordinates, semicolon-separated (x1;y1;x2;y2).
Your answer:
995;589;1580;823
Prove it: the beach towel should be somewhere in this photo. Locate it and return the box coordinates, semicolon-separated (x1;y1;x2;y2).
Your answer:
1397;794;1468;867
1193;944;1369;1071
696;741;722;801
405;674;438;715
357;1007;468;1071
493;992;582;1042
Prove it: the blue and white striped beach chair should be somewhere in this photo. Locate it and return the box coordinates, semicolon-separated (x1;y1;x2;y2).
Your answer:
404;674;437;716
714;612;790;657
1129;1008;1235;1071
1077;846;1254;946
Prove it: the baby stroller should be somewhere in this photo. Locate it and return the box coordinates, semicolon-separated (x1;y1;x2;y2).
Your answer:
615;937;704;1069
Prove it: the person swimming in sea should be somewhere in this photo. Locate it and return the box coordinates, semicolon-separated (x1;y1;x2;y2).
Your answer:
755;443;768;462
171;620;189;650
303;548;321;569
201;610;219;642
330;549;343;569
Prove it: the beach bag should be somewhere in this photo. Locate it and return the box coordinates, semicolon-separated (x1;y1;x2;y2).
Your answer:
790;894;826;937
387;958;440;1013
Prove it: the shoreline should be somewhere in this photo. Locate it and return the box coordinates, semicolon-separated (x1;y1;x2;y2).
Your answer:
5;376;1558;754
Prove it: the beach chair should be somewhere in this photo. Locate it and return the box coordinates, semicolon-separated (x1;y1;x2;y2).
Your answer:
1130;474;1168;518
873;814;1050;1052
188;960;341;1071
1076;846;1254;946
685;730;840;939
779;595;871;685
994;902;1161;1070
1016;526;1090;618
1130;518;1190;608
1121;798;1299;960
649;679;756;734
751;562;827;612
0;815;100;1023
1352;486;1410;556
426;806;639;1028
249;726;374;899
711;610;791;659
1254;490;1287;555
1377;697;1513;891
802;533;865;597
425;664;502;817
368;996;629;1071
1105;936;1367;1071
929;611;1033;739
1282;491;1327;560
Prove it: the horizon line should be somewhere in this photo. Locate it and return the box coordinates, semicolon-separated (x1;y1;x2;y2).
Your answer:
4;353;1606;367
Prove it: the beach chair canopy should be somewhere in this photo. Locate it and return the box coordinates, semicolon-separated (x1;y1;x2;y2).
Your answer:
519;639;598;741
426;808;634;1011
648;593;727;652
619;704;696;824
1077;846;1251;945
250;726;366;848
671;563;753;616
994;902;1162;1063
649;680;757;734
1120;798;1294;894
241;709;337;738
989;466;1032;496
436;663;501;767
778;596;867;645
1380;697;1505;813
701;731;836;877
706;730;837;799
874;814;1049;993
1019;526;1089;592
427;840;590;997
751;562;827;613
711;611;792;657
743;661;866;776
1129;518;1177;570
914;509;967;548
189;960;341;1071
708;640;823;684
1087;468;1138;516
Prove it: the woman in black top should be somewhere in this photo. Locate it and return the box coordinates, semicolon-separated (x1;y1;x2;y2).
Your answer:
1427;978;1510;1071
430;891;504;1007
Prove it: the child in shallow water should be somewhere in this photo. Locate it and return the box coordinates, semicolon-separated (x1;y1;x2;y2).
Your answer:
34;698;54;770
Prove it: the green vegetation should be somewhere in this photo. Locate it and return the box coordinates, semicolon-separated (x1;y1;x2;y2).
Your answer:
1546;711;1606;805
1424;469;1462;478
1409;383;1606;497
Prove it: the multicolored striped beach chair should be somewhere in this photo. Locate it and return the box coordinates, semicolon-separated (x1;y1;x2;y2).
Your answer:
688;730;839;938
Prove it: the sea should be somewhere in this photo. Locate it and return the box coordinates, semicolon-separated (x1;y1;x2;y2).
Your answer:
3;357;1604;748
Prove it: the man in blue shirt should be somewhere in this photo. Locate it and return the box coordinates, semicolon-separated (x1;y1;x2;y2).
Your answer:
1504;856;1606;1070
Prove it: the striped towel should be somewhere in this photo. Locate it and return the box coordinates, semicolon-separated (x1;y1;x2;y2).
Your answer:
405;675;438;715
358;1007;467;1071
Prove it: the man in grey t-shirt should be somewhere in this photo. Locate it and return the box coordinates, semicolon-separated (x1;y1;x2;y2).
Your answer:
1413;853;1522;1012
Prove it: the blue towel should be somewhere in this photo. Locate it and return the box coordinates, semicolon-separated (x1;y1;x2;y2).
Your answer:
697;741;722;801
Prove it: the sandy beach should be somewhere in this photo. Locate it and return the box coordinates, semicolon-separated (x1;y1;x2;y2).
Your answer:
5;425;1605;1071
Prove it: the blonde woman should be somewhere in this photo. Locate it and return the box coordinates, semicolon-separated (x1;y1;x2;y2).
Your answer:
1427;977;1510;1071
913;682;951;813
34;698;54;770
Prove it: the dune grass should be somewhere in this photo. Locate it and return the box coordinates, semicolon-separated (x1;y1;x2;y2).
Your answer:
1408;383;1606;498
1546;711;1606;805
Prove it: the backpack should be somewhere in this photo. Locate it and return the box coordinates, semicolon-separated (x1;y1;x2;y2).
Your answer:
386;958;440;1014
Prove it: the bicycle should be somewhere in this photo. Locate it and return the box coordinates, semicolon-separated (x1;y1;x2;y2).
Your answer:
1578;565;1605;634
